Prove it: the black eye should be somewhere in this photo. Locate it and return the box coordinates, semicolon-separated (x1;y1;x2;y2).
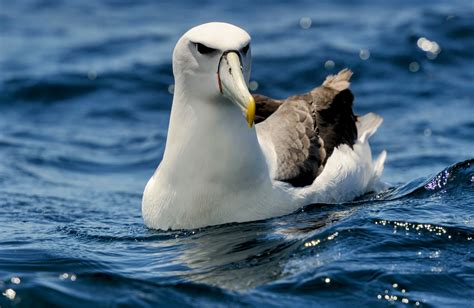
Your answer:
196;43;216;54
242;44;250;54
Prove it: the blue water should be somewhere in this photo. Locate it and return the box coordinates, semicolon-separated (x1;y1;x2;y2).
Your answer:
1;0;473;306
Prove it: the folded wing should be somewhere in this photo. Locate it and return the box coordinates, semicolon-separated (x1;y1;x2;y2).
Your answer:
255;69;358;187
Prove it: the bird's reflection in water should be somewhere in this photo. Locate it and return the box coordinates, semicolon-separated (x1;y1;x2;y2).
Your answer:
171;203;358;290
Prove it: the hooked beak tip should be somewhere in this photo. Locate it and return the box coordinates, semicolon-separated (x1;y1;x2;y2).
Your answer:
246;96;256;128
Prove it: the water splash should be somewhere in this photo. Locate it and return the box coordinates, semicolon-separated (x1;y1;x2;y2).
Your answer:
424;170;450;190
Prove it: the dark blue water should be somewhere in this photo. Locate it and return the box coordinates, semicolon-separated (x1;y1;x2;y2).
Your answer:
1;0;473;306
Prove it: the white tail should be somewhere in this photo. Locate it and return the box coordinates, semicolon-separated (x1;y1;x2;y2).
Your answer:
356;112;383;143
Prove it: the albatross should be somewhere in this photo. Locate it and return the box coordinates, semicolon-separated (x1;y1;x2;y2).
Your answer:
142;22;386;230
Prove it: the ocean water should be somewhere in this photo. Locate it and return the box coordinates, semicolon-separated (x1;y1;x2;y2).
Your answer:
1;0;473;306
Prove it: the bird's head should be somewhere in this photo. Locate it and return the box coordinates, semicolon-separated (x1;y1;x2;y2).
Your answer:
172;22;255;127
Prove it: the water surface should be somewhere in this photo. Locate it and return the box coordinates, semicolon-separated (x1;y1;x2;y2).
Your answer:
1;0;473;306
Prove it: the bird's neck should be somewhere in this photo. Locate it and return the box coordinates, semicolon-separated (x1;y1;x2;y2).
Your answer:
157;84;270;189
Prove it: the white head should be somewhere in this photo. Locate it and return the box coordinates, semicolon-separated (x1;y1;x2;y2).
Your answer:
172;22;255;127
143;23;273;230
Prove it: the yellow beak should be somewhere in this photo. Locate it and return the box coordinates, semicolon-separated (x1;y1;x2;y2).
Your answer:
218;52;255;128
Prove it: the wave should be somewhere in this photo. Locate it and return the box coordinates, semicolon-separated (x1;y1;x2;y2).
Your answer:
366;158;474;201
0;63;173;104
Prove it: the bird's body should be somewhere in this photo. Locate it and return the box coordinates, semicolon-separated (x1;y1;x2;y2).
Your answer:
142;22;386;230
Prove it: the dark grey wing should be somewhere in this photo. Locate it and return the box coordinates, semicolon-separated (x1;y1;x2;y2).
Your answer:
253;94;283;124
257;98;326;187
256;69;357;187
309;69;357;162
